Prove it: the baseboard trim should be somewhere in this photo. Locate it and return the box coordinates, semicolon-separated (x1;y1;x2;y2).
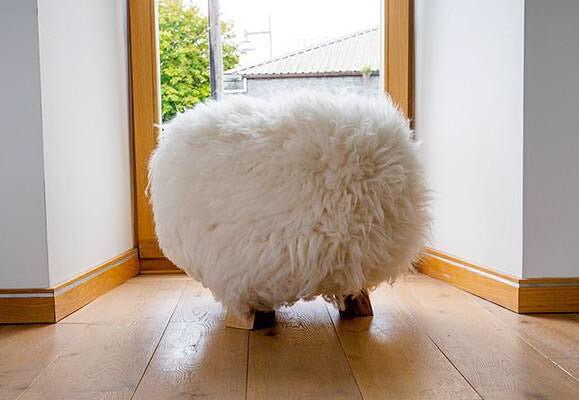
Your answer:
139;257;183;274
419;249;519;312
0;249;139;323
419;248;579;313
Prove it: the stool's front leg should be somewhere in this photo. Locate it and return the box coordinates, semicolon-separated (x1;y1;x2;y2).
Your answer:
340;289;374;318
225;310;275;330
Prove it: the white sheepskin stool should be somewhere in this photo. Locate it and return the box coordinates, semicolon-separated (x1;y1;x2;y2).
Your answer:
149;92;429;328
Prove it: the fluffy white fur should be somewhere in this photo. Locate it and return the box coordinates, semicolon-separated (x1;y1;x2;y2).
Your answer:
149;92;429;315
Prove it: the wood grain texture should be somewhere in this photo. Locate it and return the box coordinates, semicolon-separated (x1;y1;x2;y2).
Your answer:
133;322;248;400
420;249;579;313
425;248;518;283
329;286;480;400
386;0;414;120
132;281;248;400
1;275;578;399
0;297;55;323
0;288;53;294
247;300;363;400
419;254;519;312
129;274;190;282
0;324;85;400
520;277;579;284
128;0;162;261
139;257;183;274
393;274;579;399
171;281;224;323
474;295;579;380
54;253;139;321
0;249;139;323
51;249;139;291
18;322;166;400
138;239;165;259
519;286;579;313
60;279;185;325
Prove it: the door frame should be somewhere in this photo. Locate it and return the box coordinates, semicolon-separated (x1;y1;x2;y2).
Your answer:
128;0;414;272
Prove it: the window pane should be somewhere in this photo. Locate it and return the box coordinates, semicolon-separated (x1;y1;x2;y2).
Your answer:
158;0;382;116
221;0;381;98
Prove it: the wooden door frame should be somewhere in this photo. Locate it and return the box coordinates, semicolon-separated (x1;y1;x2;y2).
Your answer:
385;0;414;122
128;0;176;272
128;0;414;272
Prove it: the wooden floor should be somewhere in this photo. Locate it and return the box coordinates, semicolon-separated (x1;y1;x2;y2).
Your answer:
1;274;578;400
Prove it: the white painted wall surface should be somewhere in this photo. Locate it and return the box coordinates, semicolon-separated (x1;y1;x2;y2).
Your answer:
522;0;579;278
415;0;525;277
38;0;134;286
0;0;50;288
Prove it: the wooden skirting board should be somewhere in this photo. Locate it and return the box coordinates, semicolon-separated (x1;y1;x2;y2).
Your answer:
419;248;579;313
139;257;183;274
3;245;576;323
0;249;139;323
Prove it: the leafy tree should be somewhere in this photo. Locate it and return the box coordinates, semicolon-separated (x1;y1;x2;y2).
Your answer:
158;0;240;122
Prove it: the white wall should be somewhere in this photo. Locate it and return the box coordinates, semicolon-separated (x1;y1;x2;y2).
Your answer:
38;0;134;285
415;0;525;277
0;0;50;288
522;0;579;278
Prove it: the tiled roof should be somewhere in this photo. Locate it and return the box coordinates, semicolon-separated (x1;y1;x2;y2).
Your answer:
228;27;379;77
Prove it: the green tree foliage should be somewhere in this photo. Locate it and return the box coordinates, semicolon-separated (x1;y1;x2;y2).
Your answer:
158;0;240;122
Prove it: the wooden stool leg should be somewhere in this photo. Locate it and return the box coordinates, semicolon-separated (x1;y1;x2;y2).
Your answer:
225;310;275;330
225;311;255;330
340;289;374;319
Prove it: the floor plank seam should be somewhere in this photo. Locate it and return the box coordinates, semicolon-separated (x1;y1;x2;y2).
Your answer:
129;282;187;400
466;295;579;384
389;286;485;400
424;333;484;400
128;320;171;400
5;276;577;400
323;302;365;400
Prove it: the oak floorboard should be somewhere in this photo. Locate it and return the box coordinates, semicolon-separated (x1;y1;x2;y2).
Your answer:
17;322;166;400
328;285;481;400
393;274;579;400
170;281;224;323
473;295;579;380
247;299;362;400
132;281;247;399
0;324;86;400
4;274;578;400
60;279;186;325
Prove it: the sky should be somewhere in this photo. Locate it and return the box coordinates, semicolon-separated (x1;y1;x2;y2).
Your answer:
187;0;381;66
